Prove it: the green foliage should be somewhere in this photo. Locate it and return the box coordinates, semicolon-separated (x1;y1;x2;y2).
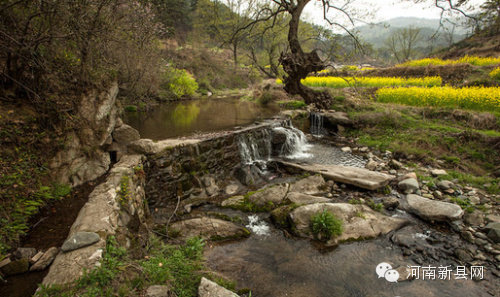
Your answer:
367;201;383;212
162;68;199;98
118;175;131;206
489;67;500;80
277;100;307;109
125;105;138;112
310;210;343;240
450;197;475;213
348;198;363;204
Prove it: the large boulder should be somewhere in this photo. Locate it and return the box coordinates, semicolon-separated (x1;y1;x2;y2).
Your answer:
61;232;100;252
289;175;326;195
403;194;464;222
112;124;140;144
398;178;420;194
128;139;159;155
198;277;239;297
169;217;250;240
247;183;289;208
323;111;353;126
289;203;408;246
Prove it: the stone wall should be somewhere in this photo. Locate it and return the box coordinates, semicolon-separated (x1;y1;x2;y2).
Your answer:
42;154;148;286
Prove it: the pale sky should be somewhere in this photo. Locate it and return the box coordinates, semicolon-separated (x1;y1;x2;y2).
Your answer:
304;0;484;27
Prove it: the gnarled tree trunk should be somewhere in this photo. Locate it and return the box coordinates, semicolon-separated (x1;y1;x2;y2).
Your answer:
279;0;332;110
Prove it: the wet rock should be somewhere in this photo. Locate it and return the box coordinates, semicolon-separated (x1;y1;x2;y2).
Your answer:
247;183;289;208
224;184;239;195
234;166;262;186
402;172;418;180
221;196;245;207
395;265;414;282
170;217;249;241
146;285;171;297
30;247;59;271
0;258;29;276
289;203;408;246
341;147;352;153
461;231;475;243
284;192;331;205
112;124;140;143
437;180;455;190
281;162;395;191
389;159;403;169
128;139;158;155
382;196;400;210
0;257;11;270
289;175;326;195
487;228;500;243
398;178;420;194
198;277;238;297
13;247;37;260
455;248;473;263
403;194;464;222
464;212;485;226
365;160;378;171
431;169;447;176
29;251;44;264
62;232;101;252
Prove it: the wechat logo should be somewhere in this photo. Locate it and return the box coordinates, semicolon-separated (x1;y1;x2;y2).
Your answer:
376;262;400;283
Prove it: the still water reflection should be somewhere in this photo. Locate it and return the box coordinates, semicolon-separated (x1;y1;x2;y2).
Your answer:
124;97;280;140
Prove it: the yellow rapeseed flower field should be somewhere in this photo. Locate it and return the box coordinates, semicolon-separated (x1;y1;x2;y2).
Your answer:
398;55;500;67
376;86;500;112
277;76;442;88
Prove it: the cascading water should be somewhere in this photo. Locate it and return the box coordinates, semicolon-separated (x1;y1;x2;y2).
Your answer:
310;112;324;137
236;122;311;165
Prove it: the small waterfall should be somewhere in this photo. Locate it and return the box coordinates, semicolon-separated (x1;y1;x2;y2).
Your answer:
237;122;311;165
310;112;324;137
237;129;272;165
272;126;311;159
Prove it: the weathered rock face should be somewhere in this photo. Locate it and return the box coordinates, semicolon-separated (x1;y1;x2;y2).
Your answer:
402;194;464;222
169;217;249;241
145;136;242;209
288;174;326;195
51;82;119;187
289;203;409;246
198;277;239;297
247;183;289;207
42;154;148;286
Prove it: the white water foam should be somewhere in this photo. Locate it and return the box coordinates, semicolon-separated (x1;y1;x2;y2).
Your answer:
246;215;270;236
273;126;312;159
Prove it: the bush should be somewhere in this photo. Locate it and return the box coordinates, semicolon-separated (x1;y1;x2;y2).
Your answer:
310;210;343;240
164;68;199;98
489;67;500;81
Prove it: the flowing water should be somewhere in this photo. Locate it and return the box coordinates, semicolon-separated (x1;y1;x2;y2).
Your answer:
124;97;280;140
204;213;490;297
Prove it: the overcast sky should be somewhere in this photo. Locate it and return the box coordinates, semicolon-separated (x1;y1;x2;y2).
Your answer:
304;0;484;27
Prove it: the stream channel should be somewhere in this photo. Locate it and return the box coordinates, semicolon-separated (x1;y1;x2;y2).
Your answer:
125;97;495;297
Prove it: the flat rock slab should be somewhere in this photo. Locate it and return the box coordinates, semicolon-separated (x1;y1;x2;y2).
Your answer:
170;217;249;240
403;194;464;222
62;232;100;252
281;162;395;190
289;203;409;246
284;192;331;205
198;277;239;297
30;247;59;271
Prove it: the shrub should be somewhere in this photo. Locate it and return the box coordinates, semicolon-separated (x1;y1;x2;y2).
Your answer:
310;210;343;240
489;67;500;81
161;68;199;98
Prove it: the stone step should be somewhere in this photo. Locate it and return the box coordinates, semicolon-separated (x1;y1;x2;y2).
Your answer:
279;161;395;190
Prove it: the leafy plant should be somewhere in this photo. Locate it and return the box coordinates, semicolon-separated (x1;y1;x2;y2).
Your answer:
367;201;383;212
310;210;343;240
118;175;131;206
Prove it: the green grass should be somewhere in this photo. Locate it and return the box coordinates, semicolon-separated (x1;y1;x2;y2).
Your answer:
310;210;343;240
36;235;210;297
277;100;307;109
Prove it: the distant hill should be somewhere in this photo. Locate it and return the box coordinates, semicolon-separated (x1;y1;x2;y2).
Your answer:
354;17;469;49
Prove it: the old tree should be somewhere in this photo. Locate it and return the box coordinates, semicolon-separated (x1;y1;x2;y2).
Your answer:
243;0;477;109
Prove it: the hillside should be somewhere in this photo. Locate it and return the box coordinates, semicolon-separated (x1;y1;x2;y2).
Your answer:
355;17;468;49
440;32;500;58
